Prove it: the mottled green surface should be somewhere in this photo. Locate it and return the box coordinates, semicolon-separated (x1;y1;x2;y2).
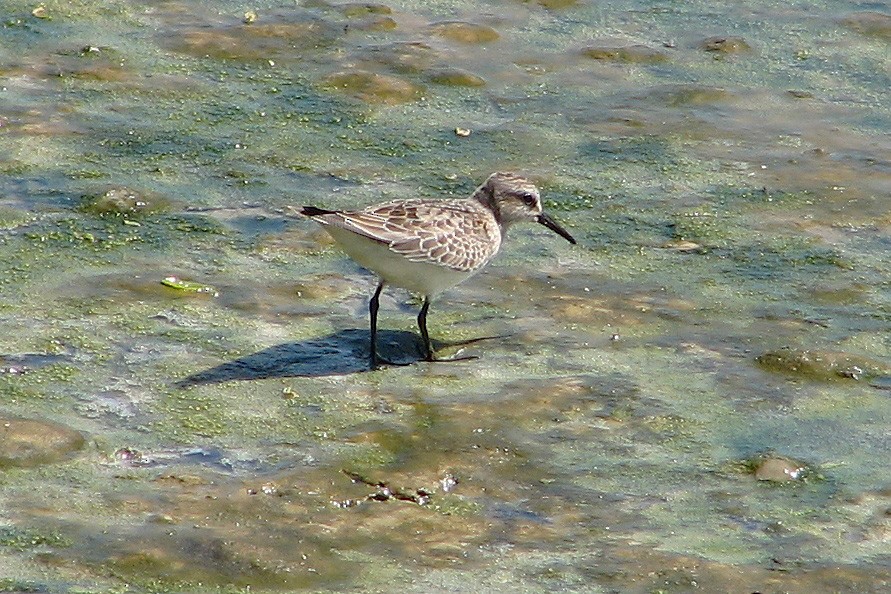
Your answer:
1;0;889;592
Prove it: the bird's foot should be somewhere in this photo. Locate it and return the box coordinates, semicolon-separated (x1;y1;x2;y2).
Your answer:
450;334;509;347
370;355;413;370
424;347;478;363
422;334;508;362
426;354;479;363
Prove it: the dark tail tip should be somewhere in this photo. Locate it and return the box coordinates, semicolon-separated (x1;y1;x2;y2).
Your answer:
300;206;336;217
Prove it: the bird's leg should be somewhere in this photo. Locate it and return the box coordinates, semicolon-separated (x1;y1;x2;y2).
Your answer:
417;297;434;361
417;297;477;363
368;282;411;369
369;282;385;368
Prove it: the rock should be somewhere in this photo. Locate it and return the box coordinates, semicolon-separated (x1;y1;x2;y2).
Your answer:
661;239;703;252
322;71;424;104
338;3;396;30
0;417;85;468
427;67;486;87
648;84;732;107
358;41;437;74
168;16;340;61
752;454;808;482
756;347;890;381
581;44;669;64
349;16;397;31
699;36;751;53
429;21;499;44
787;89;815;99
79;187;173;217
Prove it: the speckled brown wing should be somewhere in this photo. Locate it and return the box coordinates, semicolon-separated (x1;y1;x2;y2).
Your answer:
330;199;502;272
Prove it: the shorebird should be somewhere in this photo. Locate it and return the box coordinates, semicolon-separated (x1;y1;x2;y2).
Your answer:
301;172;576;368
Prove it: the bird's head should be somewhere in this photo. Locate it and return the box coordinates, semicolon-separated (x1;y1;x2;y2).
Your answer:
474;172;576;244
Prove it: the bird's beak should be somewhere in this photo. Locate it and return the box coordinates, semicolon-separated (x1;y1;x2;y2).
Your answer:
537;213;576;244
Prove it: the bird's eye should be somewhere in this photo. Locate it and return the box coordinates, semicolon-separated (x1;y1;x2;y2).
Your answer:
519;192;538;206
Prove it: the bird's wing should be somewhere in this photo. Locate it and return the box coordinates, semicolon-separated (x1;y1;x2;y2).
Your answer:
327;199;502;272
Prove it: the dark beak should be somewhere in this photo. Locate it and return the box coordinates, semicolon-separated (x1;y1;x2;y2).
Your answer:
537;212;576;244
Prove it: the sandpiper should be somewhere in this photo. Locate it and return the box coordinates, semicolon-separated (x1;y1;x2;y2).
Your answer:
301;172;576;368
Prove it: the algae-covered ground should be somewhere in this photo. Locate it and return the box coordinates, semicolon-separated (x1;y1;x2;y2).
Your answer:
1;0;889;592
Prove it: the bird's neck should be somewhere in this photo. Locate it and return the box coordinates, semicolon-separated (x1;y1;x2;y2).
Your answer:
471;189;501;222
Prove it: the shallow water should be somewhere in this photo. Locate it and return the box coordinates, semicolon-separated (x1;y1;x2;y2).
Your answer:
1;0;889;592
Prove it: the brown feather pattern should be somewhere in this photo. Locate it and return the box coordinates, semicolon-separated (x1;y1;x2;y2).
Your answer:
310;198;502;272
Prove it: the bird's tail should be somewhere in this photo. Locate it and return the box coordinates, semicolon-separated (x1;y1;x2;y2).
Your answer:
300;206;337;217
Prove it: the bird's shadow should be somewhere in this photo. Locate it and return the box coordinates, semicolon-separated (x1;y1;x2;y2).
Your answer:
174;329;493;387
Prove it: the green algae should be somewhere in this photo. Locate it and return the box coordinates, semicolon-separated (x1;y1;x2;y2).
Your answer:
160;276;218;295
756;348;891;381
78;188;175;218
0;0;890;591
0;579;51;593
0;526;71;552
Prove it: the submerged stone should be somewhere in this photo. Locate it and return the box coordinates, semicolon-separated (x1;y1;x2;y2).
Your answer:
348;16;397;31
841;12;891;40
534;0;579;8
339;3;393;18
699;36;752;53
38;46;134;83
427;67;486;87
581;44;669;64
337;3;396;31
288;274;356;300
79;187;173;217
0;417;85;468
358;41;438;74
787;89;815;99
751;454;809;482
429;21;500;44
167;15;340;61
805;282;866;305
650;84;732;107
756;347;889;381
322;70;424;104
661;239;703;252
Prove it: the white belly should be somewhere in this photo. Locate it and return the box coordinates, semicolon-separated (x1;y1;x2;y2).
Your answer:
324;226;478;296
